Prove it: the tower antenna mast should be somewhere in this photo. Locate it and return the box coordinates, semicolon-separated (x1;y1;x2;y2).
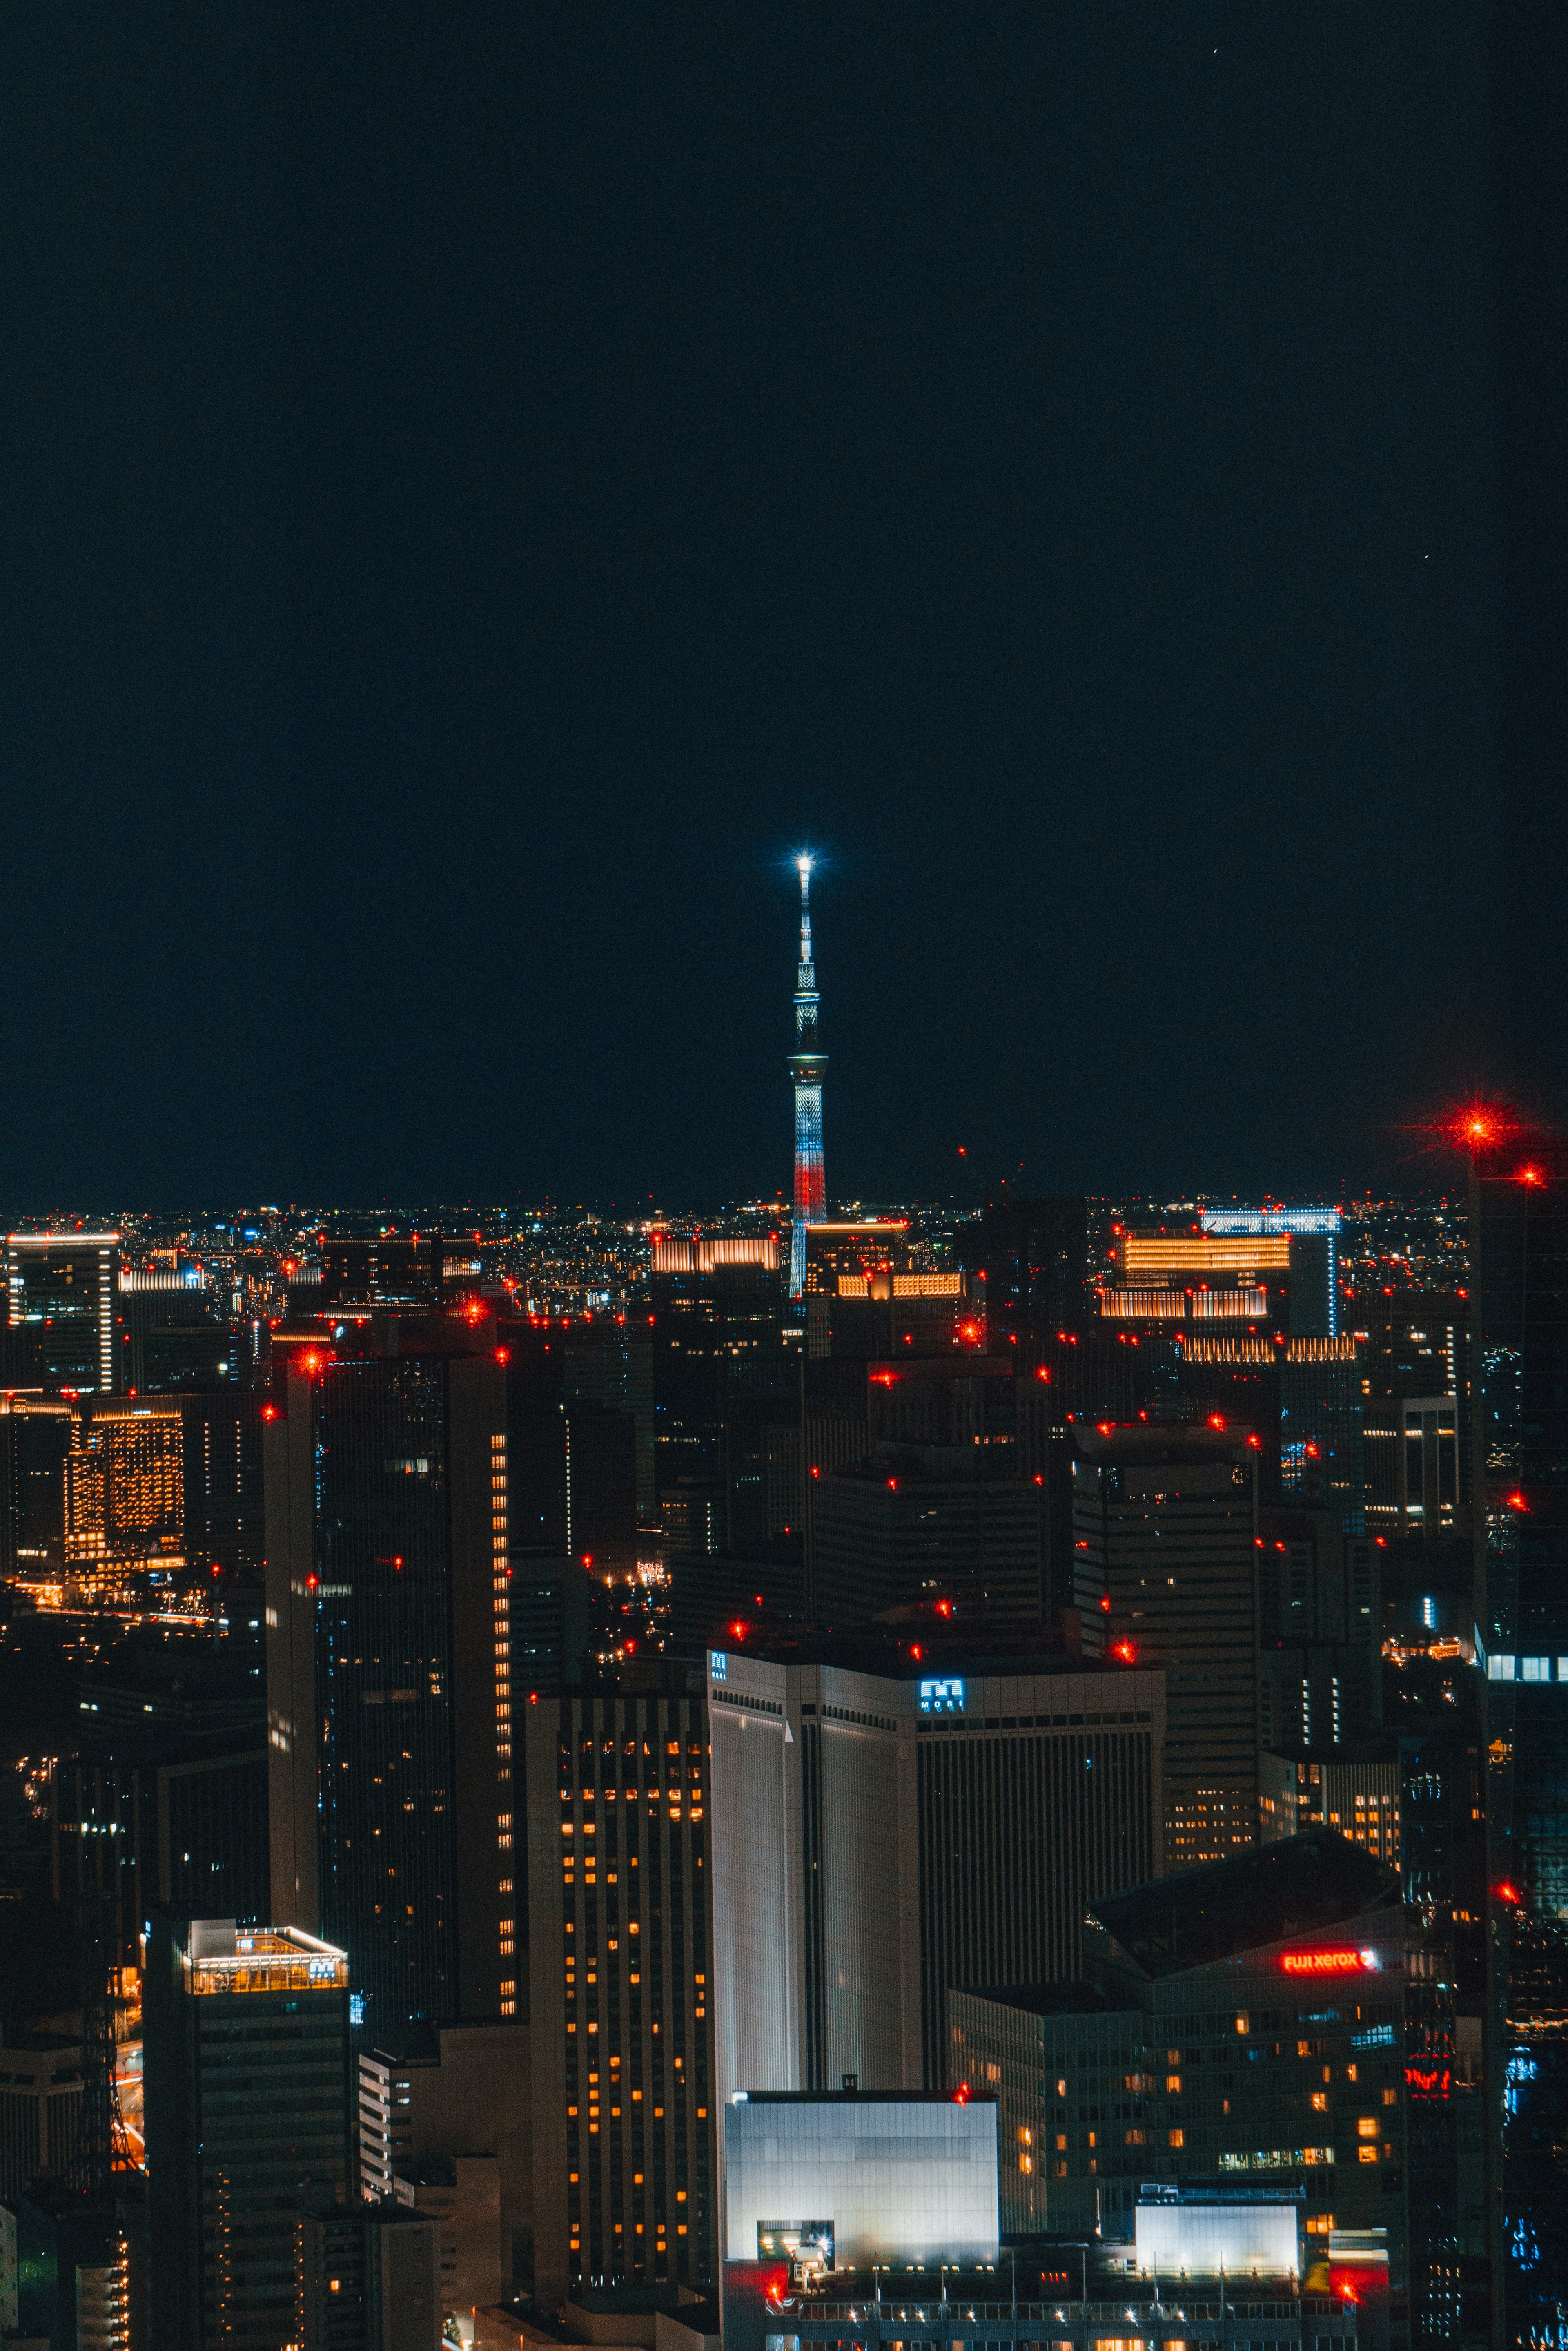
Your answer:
789;855;827;1297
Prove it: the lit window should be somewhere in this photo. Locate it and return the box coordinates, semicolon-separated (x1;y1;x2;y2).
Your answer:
1358;2116;1378;2137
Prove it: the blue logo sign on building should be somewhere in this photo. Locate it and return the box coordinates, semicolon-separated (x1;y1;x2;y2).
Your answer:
919;1677;964;1714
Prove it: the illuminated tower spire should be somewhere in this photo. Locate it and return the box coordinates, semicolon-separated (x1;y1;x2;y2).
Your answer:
789;855;826;1297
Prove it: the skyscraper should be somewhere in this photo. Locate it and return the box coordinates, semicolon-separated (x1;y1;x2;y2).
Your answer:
5;1231;120;1393
143;1916;352;2351
788;857;826;1300
1071;1423;1260;1866
264;1330;517;2035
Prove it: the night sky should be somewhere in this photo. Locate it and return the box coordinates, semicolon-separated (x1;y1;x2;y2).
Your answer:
2;4;1552;1211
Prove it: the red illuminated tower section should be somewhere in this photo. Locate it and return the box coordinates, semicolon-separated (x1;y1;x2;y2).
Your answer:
789;854;826;1297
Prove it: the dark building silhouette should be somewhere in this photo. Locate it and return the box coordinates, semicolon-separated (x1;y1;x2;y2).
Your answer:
54;1731;269;1973
1072;1422;1259;1867
0;1392;72;1580
265;1327;517;2034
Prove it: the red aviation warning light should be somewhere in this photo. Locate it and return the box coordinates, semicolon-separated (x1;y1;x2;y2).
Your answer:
1278;1946;1380;1976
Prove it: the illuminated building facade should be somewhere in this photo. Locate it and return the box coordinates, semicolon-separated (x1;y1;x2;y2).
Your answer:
525;1676;719;2302
144;1917;352;2351
950;1831;1481;2341
1200;1207;1343;1338
64;1401;185;1596
118;1267;235;1392
723;2090;1000;2270
1259;1750;1401;1865
789;857;826;1299
264;1336;516;2035
703;1646;1163;2112
1071;1424;1260;1866
5;1230;120;1392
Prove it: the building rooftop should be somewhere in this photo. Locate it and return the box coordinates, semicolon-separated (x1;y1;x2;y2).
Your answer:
955;1982;1121;2019
1087;1829;1397;1981
733;2089;996;2106
185;1918;348;1995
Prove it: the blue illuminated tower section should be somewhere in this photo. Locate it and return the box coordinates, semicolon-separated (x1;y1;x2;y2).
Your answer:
789;855;826;1298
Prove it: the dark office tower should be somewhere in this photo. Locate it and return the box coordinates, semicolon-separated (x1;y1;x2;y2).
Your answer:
1470;1126;1568;1917
788;854;826;1299
649;1236;793;1553
265;1338;516;2034
1072;1423;1259;1867
6;1231;120;1392
966;1194;1092;1346
119;1269;235;1393
1254;1505;1381;1758
295;2200;440;2351
526;1675;717;2302
564;1405;638;1576
702;1646;1164;2104
0;1392;71;1580
494;1317;641;1571
55;1733;270;1972
182;1388;266;1583
561;1314;656;1530
1355;1282;1471;1545
143;1916;352;2351
811;1456;1047;1631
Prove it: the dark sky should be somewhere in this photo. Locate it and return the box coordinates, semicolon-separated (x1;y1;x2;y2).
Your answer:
1;4;1547;1212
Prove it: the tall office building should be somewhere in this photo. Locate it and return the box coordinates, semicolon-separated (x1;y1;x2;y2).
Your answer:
119;1267;236;1392
6;1231;120;1392
967;1194;1093;1347
1072;1423;1259;1865
1467;1124;1568;2338
809;1457;1047;1631
648;1235;793;1558
264;1332;517;2035
1470;1126;1568;1916
788;857;826;1299
525;1673;719;2303
144;1916;353;2351
1254;1505;1382;1755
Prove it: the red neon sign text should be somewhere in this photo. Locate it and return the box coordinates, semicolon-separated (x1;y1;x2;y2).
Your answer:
1278;1947;1377;1976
